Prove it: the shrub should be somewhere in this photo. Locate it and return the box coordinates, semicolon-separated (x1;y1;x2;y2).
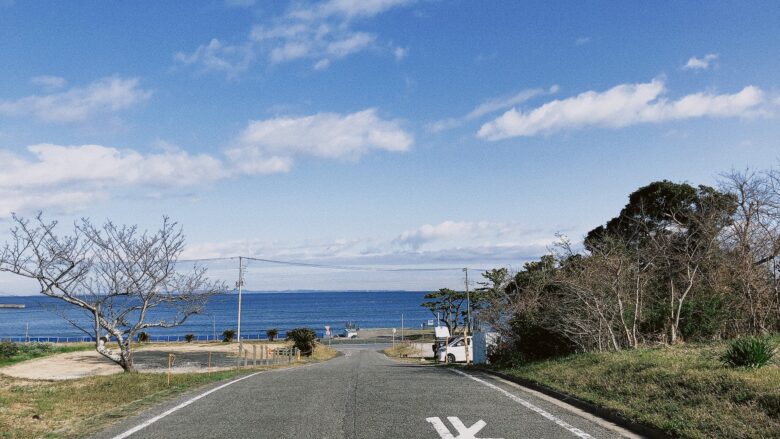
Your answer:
137;332;149;343
0;341;19;359
266;328;279;342
222;329;235;343
184;333;194;343
487;341;526;368
22;343;52;355
721;337;776;368
286;328;316;356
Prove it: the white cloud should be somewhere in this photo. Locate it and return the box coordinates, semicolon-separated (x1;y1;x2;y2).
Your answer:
477;79;765;140
289;0;413;20
177;0;413;76
174;39;255;79
227;108;413;174
0;144;227;217
30;75;66;89
393;220;544;250
178;219;566;290
0;107;410;216
574;36;591;46
393;46;408;61
683;53;719;70
0;76;151;123
429;86;555;132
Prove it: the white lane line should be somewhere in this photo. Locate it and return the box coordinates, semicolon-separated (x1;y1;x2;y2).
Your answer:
111;362;321;439
450;369;594;439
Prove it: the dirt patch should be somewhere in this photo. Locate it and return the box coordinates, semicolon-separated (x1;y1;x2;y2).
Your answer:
0;342;287;380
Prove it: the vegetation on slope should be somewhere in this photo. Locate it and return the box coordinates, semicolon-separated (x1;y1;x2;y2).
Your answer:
497;337;780;439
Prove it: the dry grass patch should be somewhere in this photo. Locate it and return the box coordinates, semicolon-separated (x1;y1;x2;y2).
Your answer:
498;337;780;438
0;342;339;438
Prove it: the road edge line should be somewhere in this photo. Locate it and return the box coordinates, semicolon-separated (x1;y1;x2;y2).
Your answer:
450;368;595;438
471;368;671;439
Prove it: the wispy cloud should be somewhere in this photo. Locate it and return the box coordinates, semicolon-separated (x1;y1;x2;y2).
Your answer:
393;46;408;61
226;108;413;174
0;76;151;123
30;75;67;90
183;219;563;266
574;36;591;46
429;86;557;132
682;53;719;70
176;0;414;76
174;39;255;79
477;78;765;140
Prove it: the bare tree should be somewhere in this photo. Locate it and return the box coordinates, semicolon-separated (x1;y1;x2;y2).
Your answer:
720;169;780;334
0;214;227;372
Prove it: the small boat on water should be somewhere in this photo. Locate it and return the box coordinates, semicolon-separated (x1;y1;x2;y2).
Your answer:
0;304;25;309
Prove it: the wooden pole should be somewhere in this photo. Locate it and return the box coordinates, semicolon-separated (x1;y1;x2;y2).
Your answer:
167;353;175;386
253;344;257;366
207;351;212;374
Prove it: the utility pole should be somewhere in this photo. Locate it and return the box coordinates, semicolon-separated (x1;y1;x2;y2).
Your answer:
236;256;244;347
463;267;472;365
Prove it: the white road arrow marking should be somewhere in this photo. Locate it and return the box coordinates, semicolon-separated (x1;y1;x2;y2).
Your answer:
426;417;503;439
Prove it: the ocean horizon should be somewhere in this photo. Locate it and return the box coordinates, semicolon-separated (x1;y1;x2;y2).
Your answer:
0;290;435;341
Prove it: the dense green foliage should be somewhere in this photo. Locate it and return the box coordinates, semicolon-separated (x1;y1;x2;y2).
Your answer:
184;333;194;343
720;337;776;368
476;174;780;362
222;329;235;342
0;341;20;358
266;328;279;341
285;327;316;355
137;332;149;343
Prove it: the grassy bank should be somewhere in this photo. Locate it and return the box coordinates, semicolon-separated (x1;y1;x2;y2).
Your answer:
495;337;780;438
0;344;338;438
0;342;93;368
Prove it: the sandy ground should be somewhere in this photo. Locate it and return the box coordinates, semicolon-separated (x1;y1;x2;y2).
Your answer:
0;341;288;381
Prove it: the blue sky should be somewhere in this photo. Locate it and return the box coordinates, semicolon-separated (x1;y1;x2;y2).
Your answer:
1;0;779;293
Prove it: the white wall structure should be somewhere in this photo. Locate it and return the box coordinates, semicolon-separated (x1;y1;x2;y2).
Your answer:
472;331;499;364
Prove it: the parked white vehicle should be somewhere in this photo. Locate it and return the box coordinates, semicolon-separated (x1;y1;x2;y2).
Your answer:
436;336;472;363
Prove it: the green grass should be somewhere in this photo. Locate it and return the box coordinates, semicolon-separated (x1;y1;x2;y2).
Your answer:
495;336;780;438
0;369;247;438
0;343;339;438
0;343;93;368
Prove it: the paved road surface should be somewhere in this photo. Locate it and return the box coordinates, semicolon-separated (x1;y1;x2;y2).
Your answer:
95;345;634;439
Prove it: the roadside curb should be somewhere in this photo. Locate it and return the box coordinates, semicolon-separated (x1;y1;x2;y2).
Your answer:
472;367;672;439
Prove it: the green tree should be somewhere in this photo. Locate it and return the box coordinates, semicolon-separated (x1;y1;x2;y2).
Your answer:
286;328;316;356
421;288;468;334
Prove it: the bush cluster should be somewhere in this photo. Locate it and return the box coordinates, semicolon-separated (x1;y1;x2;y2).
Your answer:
286;327;316;356
721;337;776;368
0;341;19;358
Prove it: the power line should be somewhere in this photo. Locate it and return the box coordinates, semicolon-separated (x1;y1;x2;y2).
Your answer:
173;254;489;273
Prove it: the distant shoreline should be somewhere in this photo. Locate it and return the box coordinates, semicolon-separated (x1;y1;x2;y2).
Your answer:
0;289;430;298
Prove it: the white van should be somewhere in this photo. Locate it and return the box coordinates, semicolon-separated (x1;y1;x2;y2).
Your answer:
436;336;472;363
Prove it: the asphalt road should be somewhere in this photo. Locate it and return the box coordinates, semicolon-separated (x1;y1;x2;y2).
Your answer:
95;345;634;439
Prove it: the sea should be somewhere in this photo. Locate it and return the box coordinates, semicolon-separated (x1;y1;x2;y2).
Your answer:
0;291;434;342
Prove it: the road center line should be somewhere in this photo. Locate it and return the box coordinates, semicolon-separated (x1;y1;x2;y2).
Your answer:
450;369;594;439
